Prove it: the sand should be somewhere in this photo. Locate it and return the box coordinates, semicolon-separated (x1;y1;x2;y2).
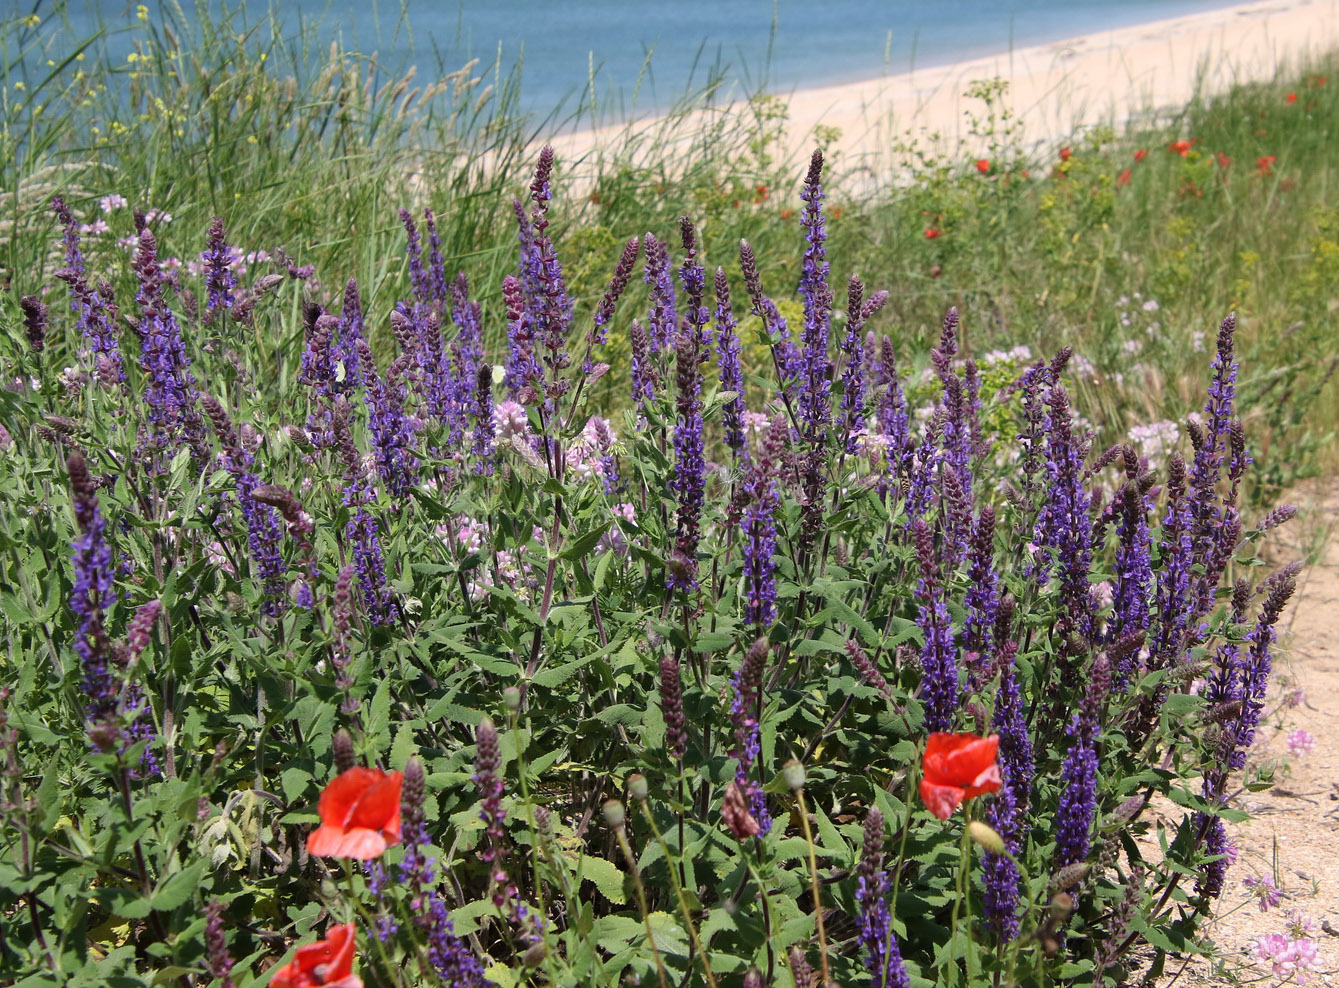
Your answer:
546;0;1339;184
1134;485;1339;987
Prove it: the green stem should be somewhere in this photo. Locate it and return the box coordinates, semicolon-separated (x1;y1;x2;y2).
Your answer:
794;787;831;986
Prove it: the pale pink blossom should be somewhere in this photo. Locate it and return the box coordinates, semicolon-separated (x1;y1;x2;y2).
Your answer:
1287;729;1314;758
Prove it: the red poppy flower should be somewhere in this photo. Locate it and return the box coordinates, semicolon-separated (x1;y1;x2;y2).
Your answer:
1315;76;1328;88
308;767;403;859
754;184;769;203
780;208;794;220
1059;147;1072;162
975;158;991;174
1215;151;1231;169
1287;92;1297;103
919;732;1001;820
1116;167;1131;187
1133;149;1148;163
924;227;942;240
1257;154;1277;176
1168;140;1193;157
270;923;361;988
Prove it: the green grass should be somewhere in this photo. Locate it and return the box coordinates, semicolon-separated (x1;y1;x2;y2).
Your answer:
3;1;1337;497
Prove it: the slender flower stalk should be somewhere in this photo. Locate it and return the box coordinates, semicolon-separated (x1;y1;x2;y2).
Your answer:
729;637;772;835
398;758;491;986
642;232;677;354
797;150;832;440
202;217;237;313
741;415;786;626
855;808;912;988
134;228;206;457
659;656;686;761
21;295;48;352
1053;653;1110;884
587;236;641;366
332;399;397;625
356;339;419;496
668;332;705;590
201;394;289;616
913;519;959;732
714;267;747;454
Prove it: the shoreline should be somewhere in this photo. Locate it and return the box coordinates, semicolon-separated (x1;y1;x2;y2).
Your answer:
545;0;1339;185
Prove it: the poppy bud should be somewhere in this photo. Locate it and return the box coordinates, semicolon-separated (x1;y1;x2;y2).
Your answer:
627;773;648;801
968;821;1006;855
602;799;626;829
782;759;807;791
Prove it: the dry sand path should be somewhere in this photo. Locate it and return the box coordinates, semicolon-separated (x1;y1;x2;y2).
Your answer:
1153;485;1339;986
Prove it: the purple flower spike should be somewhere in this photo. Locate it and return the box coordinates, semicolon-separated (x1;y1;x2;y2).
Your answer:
797;150;832;441
203;217;237;313
855;808;912;988
588;236;641;365
660;655;687;760
912;519;959;732
400;208;431;307
134;228;206;457
729;638;773;836
643;232;677;355
714;267;747;454
397;758;491;987
668;332;705;591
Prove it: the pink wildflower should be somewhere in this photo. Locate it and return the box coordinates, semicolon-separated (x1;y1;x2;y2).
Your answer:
1253;933;1321;984
1244;873;1281;911
1287;729;1314;758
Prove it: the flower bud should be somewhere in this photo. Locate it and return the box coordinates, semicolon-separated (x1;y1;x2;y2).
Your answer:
602;799;626;829
503;686;522;711
968;820;1006;855
782;759;807;791
627;773;648;801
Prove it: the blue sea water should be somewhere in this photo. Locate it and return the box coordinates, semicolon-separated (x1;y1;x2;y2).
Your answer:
50;0;1246;123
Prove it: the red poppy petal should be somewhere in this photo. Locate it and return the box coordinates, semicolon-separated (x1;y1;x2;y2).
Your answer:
330;828;389;860
920;780;965;820
963;763;1004;799
324;924;357;980
346;771;403;834
318;767;385;828
942;735;999;784
268;959;300;988
306;824;348;858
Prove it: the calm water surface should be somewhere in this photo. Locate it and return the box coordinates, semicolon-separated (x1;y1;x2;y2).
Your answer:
58;1;1246;122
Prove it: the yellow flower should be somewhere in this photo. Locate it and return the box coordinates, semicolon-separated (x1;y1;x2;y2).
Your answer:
13;81;24;91
247;135;258;144
127;52;140;63
24;14;40;27
137;4;149;21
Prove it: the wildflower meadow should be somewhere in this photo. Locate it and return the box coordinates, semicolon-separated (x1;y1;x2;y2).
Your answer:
2;5;1336;988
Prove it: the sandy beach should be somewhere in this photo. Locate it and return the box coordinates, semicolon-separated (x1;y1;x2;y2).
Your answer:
548;0;1339;184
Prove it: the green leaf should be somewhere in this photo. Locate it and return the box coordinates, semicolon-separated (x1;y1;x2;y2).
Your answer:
580;854;628;904
151;860;208;911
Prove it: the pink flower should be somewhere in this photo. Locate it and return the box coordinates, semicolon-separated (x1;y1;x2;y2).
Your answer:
1287;729;1314;758
79;220;110;236
1244;873;1281;911
100;194;127;213
1253;933;1321;984
1287;910;1318;938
